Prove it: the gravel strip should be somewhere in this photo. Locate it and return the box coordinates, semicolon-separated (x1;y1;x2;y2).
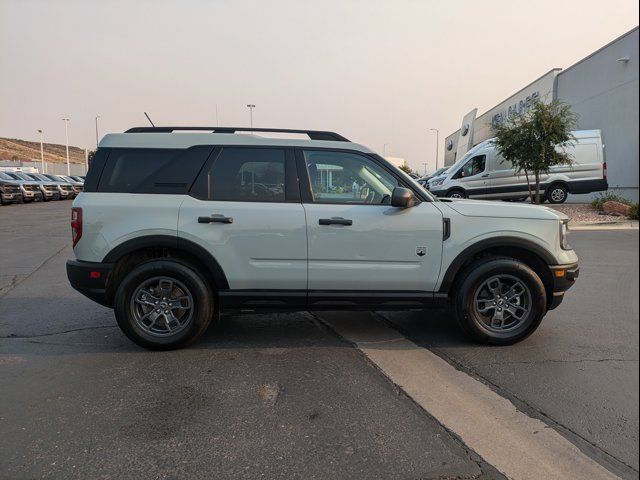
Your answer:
548;204;625;224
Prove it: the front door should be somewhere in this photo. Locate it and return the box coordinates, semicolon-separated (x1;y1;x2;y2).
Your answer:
456;154;489;198
298;149;444;295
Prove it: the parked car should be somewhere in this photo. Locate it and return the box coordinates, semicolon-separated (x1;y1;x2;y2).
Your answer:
32;173;75;199
0;172;24;204
417;167;448;187
428;130;608;203
67;126;579;350
59;175;85;196
0;172;43;202
15;172;61;201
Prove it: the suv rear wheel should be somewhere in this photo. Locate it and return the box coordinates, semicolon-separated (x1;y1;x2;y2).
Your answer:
452;257;546;345
114;260;214;350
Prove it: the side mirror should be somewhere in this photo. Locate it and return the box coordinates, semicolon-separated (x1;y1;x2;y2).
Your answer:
391;187;416;208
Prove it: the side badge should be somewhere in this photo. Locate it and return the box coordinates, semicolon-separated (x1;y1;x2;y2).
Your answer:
416;246;427;257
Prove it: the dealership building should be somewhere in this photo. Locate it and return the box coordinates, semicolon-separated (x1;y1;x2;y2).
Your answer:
444;27;639;201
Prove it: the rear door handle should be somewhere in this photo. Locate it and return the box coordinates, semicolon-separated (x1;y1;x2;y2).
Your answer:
319;217;353;226
198;214;234;224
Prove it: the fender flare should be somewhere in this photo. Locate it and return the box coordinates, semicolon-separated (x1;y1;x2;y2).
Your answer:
438;236;556;293
102;235;229;289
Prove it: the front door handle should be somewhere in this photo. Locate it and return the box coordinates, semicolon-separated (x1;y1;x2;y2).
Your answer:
481;173;490;178
319;217;353;226
198;214;234;224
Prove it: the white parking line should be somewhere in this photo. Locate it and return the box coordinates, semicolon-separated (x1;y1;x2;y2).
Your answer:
319;312;619;480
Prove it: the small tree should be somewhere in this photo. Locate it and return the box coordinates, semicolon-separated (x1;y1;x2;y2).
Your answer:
492;99;578;204
398;161;415;176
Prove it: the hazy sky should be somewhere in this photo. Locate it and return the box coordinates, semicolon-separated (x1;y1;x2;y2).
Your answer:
1;0;638;171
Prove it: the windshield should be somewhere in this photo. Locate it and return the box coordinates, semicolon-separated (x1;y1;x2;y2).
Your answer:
0;172;14;180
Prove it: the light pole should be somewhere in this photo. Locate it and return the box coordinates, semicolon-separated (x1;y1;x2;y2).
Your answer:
422;162;428;175
383;143;388;156
37;129;45;173
95;115;101;148
62;118;70;175
430;128;439;170
246;104;255;128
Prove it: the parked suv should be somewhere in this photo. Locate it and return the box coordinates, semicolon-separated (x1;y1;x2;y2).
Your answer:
1;172;44;202
67;127;579;350
13;172;60;201
0;172;24;204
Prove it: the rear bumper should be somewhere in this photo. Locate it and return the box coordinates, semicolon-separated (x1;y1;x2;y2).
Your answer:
66;260;114;307
548;263;579;310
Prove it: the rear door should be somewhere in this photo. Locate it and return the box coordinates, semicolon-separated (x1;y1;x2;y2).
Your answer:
298;149;444;296
178;147;307;295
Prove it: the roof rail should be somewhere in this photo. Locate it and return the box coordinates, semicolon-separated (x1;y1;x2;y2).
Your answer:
124;126;349;142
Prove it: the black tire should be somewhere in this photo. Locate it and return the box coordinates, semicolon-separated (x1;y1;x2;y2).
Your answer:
546;184;568;204
114;259;214;350
452;257;547;345
446;189;467;199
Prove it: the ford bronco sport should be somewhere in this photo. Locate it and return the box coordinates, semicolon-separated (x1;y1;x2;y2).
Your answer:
66;127;579;350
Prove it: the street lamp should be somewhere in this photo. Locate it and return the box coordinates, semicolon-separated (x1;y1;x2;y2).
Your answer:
422;162;428;175
37;129;45;173
430;128;439;170
95;115;101;148
246;104;255;128
383;143;388;156
62;118;70;175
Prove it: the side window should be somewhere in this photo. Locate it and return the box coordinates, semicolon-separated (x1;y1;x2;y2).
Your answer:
97;148;182;193
303;150;401;204
191;147;286;202
459;155;486;178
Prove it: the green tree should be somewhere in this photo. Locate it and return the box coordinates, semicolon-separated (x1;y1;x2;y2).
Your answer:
398;161;415;176
492;99;578;204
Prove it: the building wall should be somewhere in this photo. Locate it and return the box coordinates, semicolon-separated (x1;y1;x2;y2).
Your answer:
444;69;560;166
556;28;639;202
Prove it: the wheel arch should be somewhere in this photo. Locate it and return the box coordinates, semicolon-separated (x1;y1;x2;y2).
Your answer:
439;237;556;307
102;235;229;307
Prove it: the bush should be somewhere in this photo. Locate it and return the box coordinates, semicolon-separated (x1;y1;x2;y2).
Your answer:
591;192;634;211
629;204;639;220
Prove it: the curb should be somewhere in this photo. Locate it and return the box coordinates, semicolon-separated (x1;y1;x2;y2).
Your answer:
570;221;639;231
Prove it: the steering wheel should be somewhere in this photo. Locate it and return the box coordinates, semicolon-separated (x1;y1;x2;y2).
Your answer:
380;194;391;205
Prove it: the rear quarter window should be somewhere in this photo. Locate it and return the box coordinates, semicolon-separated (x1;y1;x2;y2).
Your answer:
95;146;214;194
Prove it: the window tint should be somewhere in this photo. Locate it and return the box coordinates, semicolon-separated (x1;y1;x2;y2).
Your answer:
459;155;486;178
303;150;401;204
97;148;182;193
192;147;286;202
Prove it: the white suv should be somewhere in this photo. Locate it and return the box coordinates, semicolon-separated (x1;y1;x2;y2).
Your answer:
67;127;579;350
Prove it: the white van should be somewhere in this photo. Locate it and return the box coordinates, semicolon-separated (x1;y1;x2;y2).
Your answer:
428;130;608;203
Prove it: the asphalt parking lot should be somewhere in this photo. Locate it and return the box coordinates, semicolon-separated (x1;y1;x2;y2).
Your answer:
0;200;638;480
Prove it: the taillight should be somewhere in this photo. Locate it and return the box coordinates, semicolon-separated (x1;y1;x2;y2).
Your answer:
71;207;83;247
603;162;607;180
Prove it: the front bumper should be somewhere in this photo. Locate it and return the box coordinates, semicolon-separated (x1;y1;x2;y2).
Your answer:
1;192;23;203
66;260;114;307
547;263;579;310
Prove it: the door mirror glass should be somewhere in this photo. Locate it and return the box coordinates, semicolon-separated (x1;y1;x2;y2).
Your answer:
391;187;416;208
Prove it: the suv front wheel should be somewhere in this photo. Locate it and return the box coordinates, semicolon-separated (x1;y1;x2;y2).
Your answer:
114;260;214;350
452;257;546;345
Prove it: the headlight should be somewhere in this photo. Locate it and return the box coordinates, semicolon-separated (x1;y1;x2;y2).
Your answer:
430;177;446;188
560;220;572;250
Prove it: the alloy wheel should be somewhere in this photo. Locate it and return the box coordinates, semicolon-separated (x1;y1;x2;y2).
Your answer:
130;276;194;337
473;274;532;332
